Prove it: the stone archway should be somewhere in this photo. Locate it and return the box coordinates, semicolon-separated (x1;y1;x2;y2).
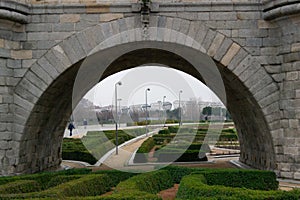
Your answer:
10;16;278;175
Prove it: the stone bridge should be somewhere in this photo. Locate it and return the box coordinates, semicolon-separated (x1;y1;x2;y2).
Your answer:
0;0;299;179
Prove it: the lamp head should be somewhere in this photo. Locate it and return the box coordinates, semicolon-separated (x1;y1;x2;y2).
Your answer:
117;81;122;86
180;90;183;93
147;88;150;91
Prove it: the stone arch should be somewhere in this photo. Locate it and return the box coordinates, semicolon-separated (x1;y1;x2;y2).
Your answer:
10;16;279;174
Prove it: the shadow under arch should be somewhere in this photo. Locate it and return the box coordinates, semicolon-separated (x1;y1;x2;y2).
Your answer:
18;40;276;174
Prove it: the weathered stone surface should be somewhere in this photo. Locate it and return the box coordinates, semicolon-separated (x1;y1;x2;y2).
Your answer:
11;50;32;59
0;0;299;180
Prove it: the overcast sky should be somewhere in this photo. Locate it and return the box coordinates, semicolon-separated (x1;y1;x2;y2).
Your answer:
84;66;221;107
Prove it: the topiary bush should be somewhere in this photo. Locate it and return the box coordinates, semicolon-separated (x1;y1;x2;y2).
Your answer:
198;169;279;190
176;174;300;200
44;174;112;198
0;180;41;194
168;126;179;133
62;138;98;164
158;129;170;135
104;170;173;199
134;137;155;163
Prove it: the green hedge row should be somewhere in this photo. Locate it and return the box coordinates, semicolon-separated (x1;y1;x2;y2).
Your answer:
0;168;91;188
62;150;98;165
176;174;300;200
0;169;136;199
62;138;98;164
96;170;173;199
134;137;155;163
155;151;208;162
198;169;278;190
0;174;112;199
0;180;41;194
158;129;170;135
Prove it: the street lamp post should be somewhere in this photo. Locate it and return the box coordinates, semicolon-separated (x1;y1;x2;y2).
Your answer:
179;90;183;126
115;81;122;155
117;98;122;128
145;88;150;136
163;96;166;127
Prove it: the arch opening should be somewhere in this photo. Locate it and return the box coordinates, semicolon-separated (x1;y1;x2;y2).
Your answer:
18;42;276;174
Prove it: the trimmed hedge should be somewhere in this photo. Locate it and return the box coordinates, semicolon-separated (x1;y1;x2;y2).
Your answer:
43;174;112;197
134;137;155;163
176;174;300;200
156;151;208;162
93;170;136;186
0;168;91;189
0;180;41;194
62;138;98;164
98;170;173;200
161;165;198;183
158;129;170;135
168;126;179;133
1;174;112;199
199;169;278;190
45;175;82;189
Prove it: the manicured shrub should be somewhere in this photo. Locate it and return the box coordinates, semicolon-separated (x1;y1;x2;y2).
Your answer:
197;169;278;190
82;171;170;200
0;168;91;189
161;165;197;183
62;150;98;165
177;174;300;200
44;174;112;197
45;175;82;188
0;180;41;194
93;170;136;186
168;126;179;133
115;170;172;194
62;138;98;164
134;137;155;163
152;134;174;144
158;129;170;135
156;151;208;162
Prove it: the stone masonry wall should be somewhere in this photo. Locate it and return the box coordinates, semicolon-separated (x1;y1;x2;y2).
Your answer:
0;0;299;178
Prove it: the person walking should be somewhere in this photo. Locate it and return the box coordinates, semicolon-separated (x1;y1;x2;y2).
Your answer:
68;122;75;136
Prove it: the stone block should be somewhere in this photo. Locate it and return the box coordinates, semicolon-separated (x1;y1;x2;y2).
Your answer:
255;83;278;102
7;59;21;69
0;141;9;150
221;42;241;67
86;5;110;13
286;71;298;81
262;101;279;115
257;20;278;29
239;60;261;82
60;14;80;23
207;33;225;57
52;23;75;32
246;38;262;47
4;40;20;50
61;36;86;65
0;39;4;48
201;29;216;53
0;49;11;58
26;71;47;91
289;119;299;129
210;12;237;20
292;43;300;52
99;13;124;22
26;23;52;32
258;91;280;108
11;50;32;59
30;63;53;85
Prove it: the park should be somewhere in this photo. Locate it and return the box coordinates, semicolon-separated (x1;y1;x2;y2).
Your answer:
0;0;300;198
